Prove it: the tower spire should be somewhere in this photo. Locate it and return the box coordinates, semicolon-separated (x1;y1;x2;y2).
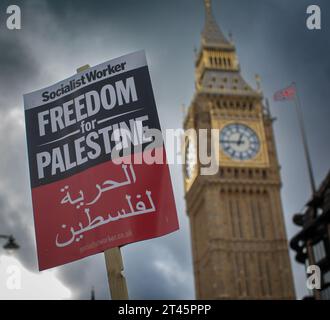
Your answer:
205;0;212;13
202;0;231;48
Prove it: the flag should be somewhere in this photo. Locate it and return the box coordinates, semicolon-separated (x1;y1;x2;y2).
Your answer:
273;83;296;101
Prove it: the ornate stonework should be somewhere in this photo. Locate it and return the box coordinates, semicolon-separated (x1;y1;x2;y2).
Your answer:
183;0;296;299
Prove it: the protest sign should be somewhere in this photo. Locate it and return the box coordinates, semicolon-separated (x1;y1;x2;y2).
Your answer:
24;51;179;270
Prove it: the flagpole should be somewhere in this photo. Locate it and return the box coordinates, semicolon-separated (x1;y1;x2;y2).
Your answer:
292;82;316;195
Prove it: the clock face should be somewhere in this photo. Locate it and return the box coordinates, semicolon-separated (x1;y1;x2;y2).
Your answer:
185;138;197;179
220;123;260;160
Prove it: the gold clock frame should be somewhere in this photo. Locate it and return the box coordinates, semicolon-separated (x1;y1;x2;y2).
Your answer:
213;119;270;168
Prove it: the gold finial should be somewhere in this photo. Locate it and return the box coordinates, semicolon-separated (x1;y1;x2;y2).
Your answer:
204;0;212;13
255;74;261;91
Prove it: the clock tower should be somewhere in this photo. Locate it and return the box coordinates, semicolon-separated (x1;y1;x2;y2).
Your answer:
183;0;295;299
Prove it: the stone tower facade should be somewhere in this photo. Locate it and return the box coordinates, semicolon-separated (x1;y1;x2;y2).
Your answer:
183;0;296;299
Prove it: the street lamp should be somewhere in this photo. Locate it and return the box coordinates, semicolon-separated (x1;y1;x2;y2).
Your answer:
0;235;20;252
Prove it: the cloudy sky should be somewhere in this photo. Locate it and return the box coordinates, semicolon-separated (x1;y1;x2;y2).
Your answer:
0;0;329;299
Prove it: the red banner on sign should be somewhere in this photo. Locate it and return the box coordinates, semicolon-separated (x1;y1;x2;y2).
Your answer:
32;149;178;270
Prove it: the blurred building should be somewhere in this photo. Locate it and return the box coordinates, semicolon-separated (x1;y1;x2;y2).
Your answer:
183;0;295;299
290;171;330;300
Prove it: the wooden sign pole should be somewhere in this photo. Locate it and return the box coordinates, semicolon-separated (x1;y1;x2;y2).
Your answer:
76;64;129;300
104;247;129;299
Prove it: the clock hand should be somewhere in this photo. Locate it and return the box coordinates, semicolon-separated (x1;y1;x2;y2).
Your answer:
220;139;240;144
237;133;244;146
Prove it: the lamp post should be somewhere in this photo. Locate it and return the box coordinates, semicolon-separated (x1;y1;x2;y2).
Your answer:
0;235;20;252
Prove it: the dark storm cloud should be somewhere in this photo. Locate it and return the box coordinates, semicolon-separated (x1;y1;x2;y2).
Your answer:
0;36;35;79
0;0;329;299
0;1;48;273
0;34;38;108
